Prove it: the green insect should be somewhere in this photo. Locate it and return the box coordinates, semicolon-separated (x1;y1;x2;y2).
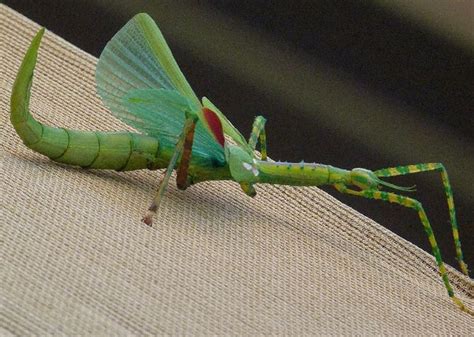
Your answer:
10;13;471;314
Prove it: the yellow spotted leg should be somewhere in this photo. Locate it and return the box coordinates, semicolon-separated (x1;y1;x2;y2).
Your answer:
335;183;472;314
374;163;468;275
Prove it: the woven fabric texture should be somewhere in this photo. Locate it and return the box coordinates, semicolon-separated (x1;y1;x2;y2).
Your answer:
1;5;473;335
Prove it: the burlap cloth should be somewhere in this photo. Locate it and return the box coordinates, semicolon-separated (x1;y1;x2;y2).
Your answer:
1;5;473;335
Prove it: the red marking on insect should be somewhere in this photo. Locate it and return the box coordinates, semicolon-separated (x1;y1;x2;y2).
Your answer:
202;107;225;147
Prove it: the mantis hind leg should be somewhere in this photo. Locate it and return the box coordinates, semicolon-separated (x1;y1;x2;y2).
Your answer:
248;116;267;160
374;163;468;276
334;184;472;314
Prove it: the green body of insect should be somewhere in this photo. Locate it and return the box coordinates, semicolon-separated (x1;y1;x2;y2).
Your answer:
10;14;471;314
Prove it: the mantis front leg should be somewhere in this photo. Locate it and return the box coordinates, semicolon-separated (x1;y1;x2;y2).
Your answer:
248;116;267;160
143;115;197;225
334;183;472;314
239;116;267;197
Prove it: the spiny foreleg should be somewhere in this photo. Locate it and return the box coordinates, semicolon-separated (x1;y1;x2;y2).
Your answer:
248;116;267;160
238;116;267;196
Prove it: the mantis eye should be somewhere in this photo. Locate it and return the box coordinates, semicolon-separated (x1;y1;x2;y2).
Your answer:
243;162;252;171
243;162;259;177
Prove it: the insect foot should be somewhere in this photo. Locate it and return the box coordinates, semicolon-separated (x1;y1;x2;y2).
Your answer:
142;211;155;226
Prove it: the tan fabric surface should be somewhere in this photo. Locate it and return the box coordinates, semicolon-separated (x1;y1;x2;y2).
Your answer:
1;5;473;335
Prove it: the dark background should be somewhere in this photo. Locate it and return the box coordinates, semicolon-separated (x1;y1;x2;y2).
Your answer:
5;0;473;270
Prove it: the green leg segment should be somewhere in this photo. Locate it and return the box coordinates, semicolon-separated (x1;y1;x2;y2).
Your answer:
334;184;472;314
238;116;267;197
374;163;468;276
248;116;267;160
142;117;197;226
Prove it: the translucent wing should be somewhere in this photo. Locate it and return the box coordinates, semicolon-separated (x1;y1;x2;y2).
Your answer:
96;13;222;159
96;13;200;118
123;89;225;162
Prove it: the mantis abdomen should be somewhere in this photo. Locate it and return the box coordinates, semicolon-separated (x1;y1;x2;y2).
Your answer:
11;116;162;171
10;28;164;171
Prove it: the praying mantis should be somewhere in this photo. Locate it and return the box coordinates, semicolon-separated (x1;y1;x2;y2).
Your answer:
10;13;472;314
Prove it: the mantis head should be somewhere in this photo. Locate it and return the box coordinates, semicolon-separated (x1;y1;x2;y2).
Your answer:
225;143;259;183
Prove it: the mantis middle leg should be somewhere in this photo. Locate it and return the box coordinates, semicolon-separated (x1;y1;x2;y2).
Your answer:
176;116;197;190
373;163;468;275
334;184;472;314
142;115;197;225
